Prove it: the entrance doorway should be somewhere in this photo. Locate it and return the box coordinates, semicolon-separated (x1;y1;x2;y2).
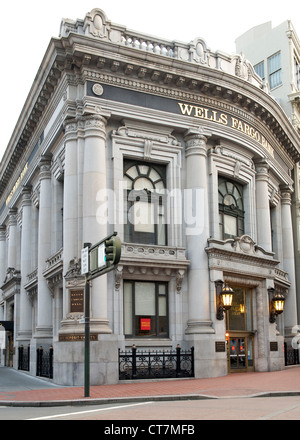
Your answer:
227;333;254;372
225;287;255;373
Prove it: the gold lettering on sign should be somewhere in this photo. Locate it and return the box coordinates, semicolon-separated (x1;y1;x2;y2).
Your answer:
6;163;28;205
59;334;97;342
70;290;84;313
178;102;274;158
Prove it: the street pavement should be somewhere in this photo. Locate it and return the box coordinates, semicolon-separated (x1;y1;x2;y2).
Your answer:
0;365;300;407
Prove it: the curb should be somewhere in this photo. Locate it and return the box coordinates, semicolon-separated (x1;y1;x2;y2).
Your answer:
1;390;300;407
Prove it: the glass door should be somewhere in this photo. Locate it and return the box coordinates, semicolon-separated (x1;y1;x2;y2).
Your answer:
227;334;254;372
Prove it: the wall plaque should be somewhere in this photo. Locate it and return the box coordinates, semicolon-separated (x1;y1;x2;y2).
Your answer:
270;341;278;352
215;341;226;352
70;290;84;313
59;334;97;342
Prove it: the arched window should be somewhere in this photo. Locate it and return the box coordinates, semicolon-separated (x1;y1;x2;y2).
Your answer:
218;177;244;240
124;161;167;245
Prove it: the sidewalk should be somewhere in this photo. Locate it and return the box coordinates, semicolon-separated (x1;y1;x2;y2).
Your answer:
0;366;300;407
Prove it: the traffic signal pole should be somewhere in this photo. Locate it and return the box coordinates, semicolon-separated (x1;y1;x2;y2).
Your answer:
81;234;121;398
84;242;91;398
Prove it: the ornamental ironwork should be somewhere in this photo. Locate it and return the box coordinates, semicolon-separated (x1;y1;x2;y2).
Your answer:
119;345;194;380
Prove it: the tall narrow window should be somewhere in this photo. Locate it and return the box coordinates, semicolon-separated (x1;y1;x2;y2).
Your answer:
219;178;244;240
268;52;282;89
254;61;265;81
124;160;167;245
295;57;300;90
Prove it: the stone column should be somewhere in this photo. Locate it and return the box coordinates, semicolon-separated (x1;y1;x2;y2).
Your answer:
0;226;6;321
255;161;272;252
255;284;268;371
36;154;52;337
82;115;111;334
18;186;33;340
63;119;81;319
281;186;298;334
184;128;213;335
7;208;18;268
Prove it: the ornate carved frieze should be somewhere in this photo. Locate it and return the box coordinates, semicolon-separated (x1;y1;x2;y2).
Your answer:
206;235;279;277
118;243;189;292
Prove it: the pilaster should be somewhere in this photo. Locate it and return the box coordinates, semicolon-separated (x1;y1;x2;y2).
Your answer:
255;160;272;252
18;185;33;341
281;186;298;335
36;154;53;338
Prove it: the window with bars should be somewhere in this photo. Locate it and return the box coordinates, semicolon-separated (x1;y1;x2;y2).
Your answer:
295;57;300;90
254;61;265;81
268;52;282;89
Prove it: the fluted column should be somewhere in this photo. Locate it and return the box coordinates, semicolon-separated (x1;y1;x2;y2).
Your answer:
281;187;298;333
82;115;111;333
19;185;32;340
184;128;213;334
36;154;52;337
255;160;272;252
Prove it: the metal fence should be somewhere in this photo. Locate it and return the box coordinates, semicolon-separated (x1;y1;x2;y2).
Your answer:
119;345;194;380
36;345;53;379
284;342;300;366
18;345;30;371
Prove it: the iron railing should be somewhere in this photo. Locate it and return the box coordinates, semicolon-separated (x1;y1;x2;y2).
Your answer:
36;345;53;379
18;345;30;371
284;342;300;366
119;345;194;380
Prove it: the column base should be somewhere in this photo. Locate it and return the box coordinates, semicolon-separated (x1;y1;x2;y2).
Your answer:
58;317;112;340
185;319;215;334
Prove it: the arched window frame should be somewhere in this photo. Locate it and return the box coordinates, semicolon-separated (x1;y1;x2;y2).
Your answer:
124;160;167;246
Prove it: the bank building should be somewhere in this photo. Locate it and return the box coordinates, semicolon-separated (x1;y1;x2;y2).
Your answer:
0;8;299;385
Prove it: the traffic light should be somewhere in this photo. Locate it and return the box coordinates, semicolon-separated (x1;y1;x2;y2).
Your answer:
105;235;121;265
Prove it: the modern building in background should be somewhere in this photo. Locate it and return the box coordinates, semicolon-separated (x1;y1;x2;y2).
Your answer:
236;19;300;334
0;9;299;385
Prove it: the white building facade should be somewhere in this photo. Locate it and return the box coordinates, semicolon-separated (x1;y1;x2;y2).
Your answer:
0;9;299;385
236;20;300;343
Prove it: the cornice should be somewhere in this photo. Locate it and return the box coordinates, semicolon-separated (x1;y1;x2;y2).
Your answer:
1;10;300;201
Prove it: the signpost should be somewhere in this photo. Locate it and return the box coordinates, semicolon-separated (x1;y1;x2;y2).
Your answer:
81;232;121;398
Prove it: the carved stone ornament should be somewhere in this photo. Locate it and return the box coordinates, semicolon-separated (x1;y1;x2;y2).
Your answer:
84;9;110;39
92;83;104;96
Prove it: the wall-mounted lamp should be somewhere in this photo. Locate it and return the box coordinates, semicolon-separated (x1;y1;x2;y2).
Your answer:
268;288;285;323
215;280;234;320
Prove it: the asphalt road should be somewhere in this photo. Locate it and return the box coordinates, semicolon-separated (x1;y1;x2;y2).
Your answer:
1;396;300;421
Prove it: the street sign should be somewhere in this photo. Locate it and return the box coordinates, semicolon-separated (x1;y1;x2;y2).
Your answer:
98;242;106;269
81;246;89;274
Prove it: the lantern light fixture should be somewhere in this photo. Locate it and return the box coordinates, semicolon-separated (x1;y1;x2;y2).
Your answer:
215;280;234;320
268;288;285;323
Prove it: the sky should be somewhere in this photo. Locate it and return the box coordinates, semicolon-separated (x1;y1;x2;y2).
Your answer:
1;0;300;160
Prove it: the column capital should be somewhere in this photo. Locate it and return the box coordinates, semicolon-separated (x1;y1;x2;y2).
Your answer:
184;127;208;158
8;208;18;226
280;185;293;205
0;225;6;241
255;159;269;182
21;185;32;207
39;154;52;180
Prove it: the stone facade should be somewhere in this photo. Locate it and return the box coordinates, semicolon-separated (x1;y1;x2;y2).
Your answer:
0;9;299;385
